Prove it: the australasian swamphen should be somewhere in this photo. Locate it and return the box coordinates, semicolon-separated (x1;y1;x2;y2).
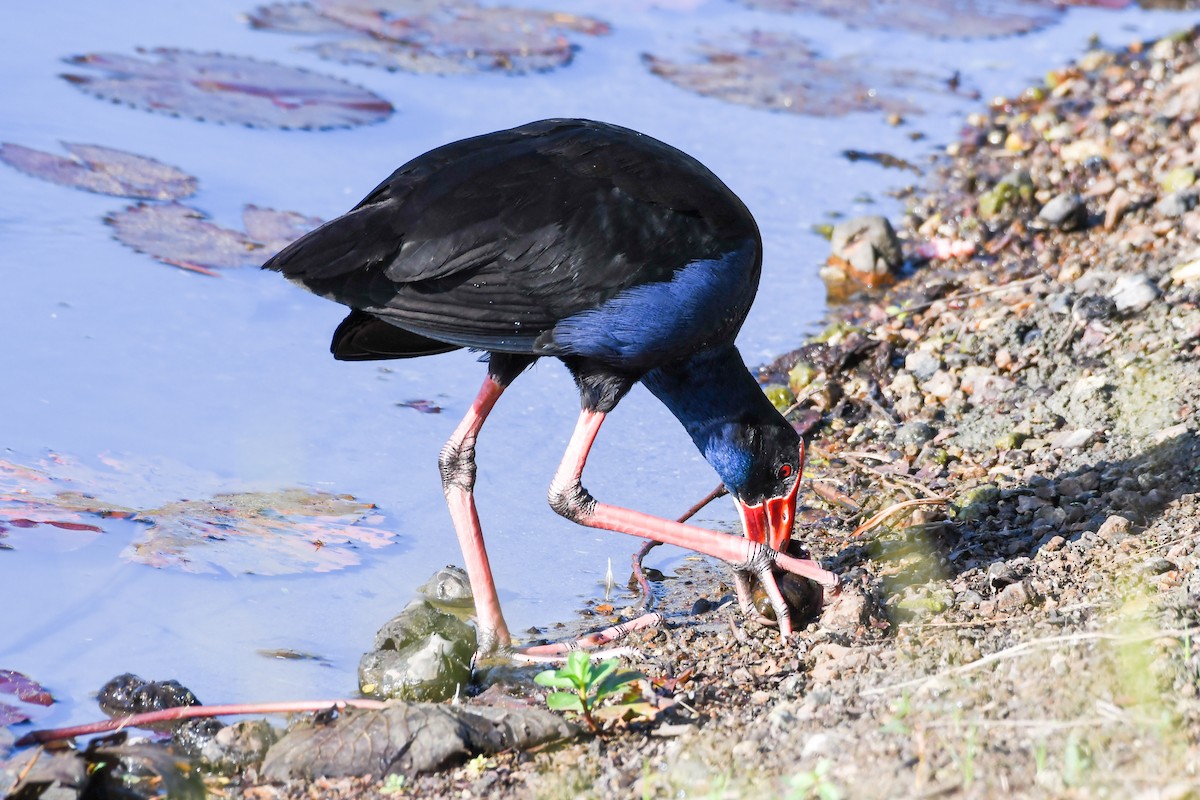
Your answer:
264;119;838;655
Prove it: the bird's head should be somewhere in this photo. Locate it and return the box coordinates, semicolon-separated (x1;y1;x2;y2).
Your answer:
705;417;805;553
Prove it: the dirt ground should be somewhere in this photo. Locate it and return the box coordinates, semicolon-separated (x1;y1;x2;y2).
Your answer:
12;22;1200;800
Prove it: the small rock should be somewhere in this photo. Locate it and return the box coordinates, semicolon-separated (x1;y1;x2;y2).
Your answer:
1153;423;1189;444
1038;192;1087;230
1108;273;1158;313
921;370;957;400
1104;186;1132;230
690;597;713;615
1042;535;1066;552
956;484;1000;522
820;585;872;634
1097;514;1132;540
995;580;1038;612
1016;494;1049;514
1071;294;1117;323
1170;257;1200;285
894;421;937;447
767;702;799;729
1050;428;1094;449
829;216;903;284
960;366;1015;405
801;733;833;758
1142;557;1176;575
1156;190;1198;218
957;589;984;607
417;566;474;608
986;562;1019;589
904;350;942;381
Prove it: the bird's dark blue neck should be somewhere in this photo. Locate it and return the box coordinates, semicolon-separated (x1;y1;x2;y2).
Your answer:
641;344;795;497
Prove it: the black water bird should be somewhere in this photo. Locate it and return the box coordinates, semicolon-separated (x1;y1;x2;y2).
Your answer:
264;119;837;654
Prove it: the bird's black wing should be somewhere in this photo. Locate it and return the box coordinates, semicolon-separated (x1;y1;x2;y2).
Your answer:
263;119;760;354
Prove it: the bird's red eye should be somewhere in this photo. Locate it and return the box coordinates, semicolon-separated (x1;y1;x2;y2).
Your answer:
777;464;793;480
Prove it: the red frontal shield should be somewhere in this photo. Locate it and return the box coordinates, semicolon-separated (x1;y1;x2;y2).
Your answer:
733;442;805;552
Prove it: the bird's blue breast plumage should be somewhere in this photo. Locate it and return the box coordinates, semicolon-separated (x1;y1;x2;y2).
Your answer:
541;240;758;371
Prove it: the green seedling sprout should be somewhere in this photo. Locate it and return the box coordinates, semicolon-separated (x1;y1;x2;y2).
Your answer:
535;651;643;733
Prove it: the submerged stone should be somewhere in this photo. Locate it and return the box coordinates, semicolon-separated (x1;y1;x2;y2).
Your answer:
359;601;476;702
417;565;475;608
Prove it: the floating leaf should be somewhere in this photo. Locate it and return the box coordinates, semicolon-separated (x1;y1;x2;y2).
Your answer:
249;1;358;33
105;202;321;275
645;31;946;116
0;670;53;707
250;1;609;75
396;399;442;414
736;0;1063;38
0;142;197;200
0;458;130;545
61;48;393;129
123;488;398;576
0;702;31;727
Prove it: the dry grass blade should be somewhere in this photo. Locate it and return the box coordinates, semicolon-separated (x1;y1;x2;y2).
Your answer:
852;497;948;537
864;626;1200;696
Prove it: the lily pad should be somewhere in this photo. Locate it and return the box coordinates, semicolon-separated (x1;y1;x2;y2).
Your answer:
0;142;197;200
250;1;609;75
61;49;393;129
644;31;945;116
123;488;397;576
105;203;322;275
736;0;1063;38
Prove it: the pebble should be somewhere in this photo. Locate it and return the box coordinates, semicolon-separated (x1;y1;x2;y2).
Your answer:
1108;273;1159;312
1104;186;1132;230
1156;190;1197;217
1042;534;1067;552
1050;428;1094;449
904;349;942;381
921;370;957;400
893;420;937;447
1097;514;1132;540
1142;557;1176;574
829;215;903;281
1038;192;1087;230
995;580;1038;611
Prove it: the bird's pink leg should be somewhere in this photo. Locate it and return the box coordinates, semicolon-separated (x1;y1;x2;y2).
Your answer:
440;376;512;654
547;409;836;640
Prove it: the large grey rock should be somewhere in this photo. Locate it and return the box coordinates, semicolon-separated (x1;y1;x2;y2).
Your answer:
261;703;579;780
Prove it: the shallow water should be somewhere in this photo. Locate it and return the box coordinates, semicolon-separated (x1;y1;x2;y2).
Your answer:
2;0;1198;728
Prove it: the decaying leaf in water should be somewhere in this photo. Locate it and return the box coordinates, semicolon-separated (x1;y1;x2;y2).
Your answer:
0;457;129;545
0;702;31;727
0;670;54;707
61;49;393;129
735;0;1063;38
105;203;321;275
644;31;946;116
0;142;197;200
249;1;609;75
123;488;397;576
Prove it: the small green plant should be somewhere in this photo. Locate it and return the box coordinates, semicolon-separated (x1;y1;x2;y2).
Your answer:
534;651;644;733
787;760;841;800
880;690;911;735
379;773;406;795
